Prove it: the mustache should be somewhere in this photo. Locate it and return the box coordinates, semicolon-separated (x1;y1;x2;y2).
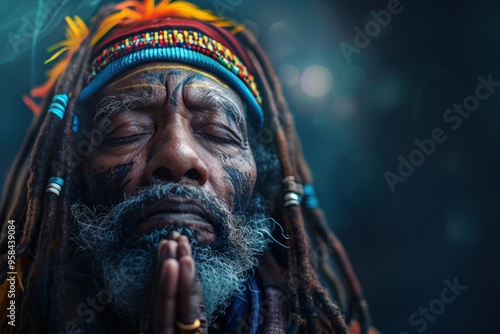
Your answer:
79;183;231;233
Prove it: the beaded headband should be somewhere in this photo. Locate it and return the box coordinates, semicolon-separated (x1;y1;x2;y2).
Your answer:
26;1;264;129
79;22;263;128
79;27;262;127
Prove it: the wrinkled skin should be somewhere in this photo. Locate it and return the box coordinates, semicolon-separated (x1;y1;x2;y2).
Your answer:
81;62;258;333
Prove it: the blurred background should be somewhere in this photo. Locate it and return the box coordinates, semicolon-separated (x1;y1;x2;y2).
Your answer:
1;0;498;333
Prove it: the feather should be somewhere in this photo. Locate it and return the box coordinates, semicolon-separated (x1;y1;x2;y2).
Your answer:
92;0;235;45
27;15;89;102
26;0;243;105
22;94;42;116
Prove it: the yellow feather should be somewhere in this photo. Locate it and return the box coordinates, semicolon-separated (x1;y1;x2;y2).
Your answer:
91;0;237;46
231;24;245;34
65;16;80;37
44;46;69;64
45;16;89;64
91;9;143;45
46;40;68;52
30;1;245;101
30;15;89;99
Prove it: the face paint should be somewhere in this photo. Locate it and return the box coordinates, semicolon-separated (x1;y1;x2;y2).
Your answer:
223;165;251;213
169;73;205;108
83;63;256;211
87;161;134;206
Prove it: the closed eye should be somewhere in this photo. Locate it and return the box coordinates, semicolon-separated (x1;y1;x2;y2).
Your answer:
102;133;149;146
196;124;245;148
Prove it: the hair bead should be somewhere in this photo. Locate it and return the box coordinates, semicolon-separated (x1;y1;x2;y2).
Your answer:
47;94;69;119
303;184;319;209
46;176;64;197
284;192;301;207
283;176;303;207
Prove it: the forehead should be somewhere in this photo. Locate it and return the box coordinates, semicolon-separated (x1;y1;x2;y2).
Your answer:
83;62;249;131
101;62;238;99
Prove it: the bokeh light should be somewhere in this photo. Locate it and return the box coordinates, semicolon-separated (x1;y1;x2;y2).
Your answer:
241;19;259;38
1;1;498;333
268;20;288;35
300;65;333;98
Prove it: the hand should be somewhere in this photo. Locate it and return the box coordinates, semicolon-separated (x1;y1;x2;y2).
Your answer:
151;232;206;334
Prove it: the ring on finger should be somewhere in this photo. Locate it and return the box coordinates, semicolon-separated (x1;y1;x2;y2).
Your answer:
176;319;202;334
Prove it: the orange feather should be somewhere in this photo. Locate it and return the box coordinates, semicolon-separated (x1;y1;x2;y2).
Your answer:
26;0;243;108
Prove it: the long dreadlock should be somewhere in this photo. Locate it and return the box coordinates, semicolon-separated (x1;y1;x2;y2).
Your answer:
0;1;372;333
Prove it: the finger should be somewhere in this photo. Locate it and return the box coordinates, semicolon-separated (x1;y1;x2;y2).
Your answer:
147;241;170;310
171;231;188;244
154;240;169;278
176;255;199;326
176;236;191;258
164;239;177;259
152;240;170;290
155;258;179;334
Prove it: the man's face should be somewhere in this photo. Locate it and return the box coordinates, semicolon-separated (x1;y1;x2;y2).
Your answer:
74;62;273;321
82;62;257;243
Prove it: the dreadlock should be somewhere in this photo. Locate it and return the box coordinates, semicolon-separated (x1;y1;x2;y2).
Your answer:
0;6;116;333
240;32;372;333
0;1;372;333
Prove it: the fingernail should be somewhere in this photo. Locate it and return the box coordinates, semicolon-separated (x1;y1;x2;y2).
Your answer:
171;231;180;239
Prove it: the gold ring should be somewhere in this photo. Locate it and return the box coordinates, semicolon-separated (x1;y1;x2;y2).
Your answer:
176;319;202;334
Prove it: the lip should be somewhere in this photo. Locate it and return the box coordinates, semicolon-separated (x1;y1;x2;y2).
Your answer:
134;197;216;243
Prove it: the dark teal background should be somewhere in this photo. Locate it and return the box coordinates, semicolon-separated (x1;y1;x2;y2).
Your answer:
1;0;498;333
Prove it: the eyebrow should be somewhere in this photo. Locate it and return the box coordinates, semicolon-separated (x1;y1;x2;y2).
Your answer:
170;73;205;107
184;82;224;92
92;78;245;133
93;93;147;121
117;83;166;90
200;92;244;129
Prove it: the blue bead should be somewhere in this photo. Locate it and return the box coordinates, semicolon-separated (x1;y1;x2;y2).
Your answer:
48;176;64;187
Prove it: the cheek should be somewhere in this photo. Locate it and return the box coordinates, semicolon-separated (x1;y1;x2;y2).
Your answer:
83;152;147;205
214;153;256;212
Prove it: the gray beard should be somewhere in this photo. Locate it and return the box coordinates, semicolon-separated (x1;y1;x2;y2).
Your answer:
71;183;274;324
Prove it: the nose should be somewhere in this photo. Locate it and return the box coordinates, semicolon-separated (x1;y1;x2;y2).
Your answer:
144;127;209;186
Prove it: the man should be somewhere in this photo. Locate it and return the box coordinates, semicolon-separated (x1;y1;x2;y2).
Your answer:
0;1;375;333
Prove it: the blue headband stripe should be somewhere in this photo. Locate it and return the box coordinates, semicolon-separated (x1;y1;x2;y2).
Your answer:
78;48;263;129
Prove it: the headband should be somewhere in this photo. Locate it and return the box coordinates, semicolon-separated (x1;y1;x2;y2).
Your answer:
80;19;263;128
